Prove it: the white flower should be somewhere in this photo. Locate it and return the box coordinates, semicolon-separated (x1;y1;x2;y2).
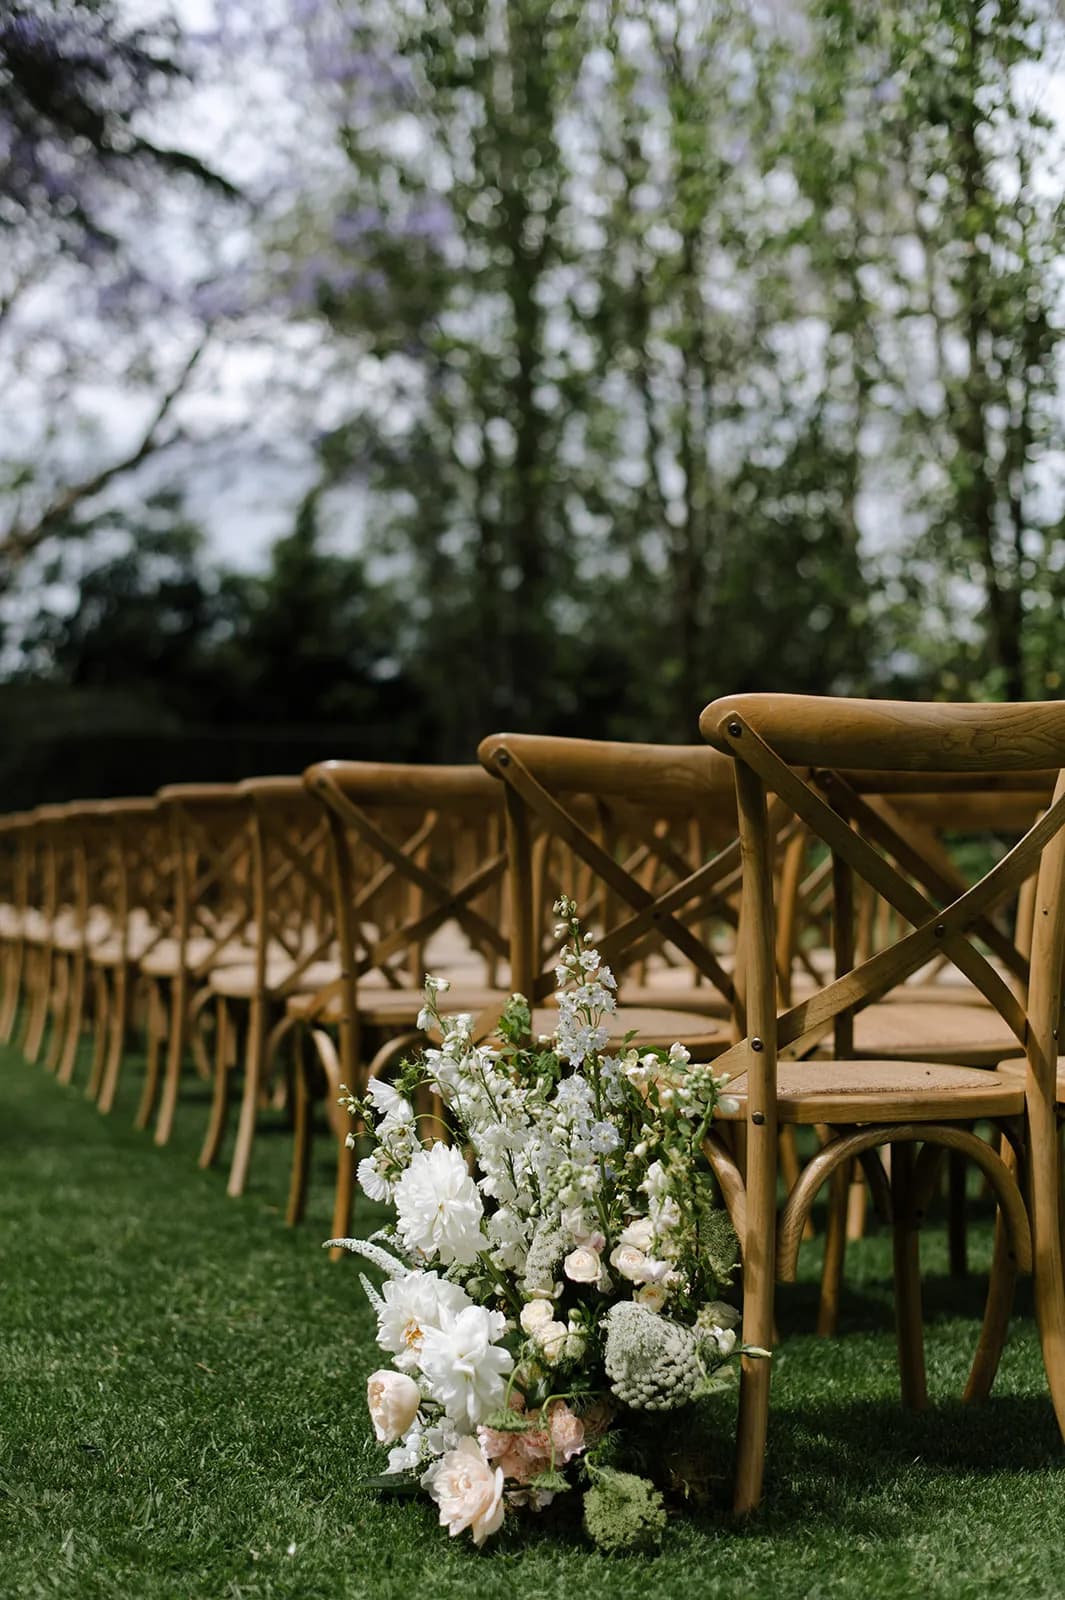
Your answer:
366;1077;414;1129
536;1319;570;1364
426;1437;505;1547
377;1271;472;1371
520;1299;555;1336
610;1244;649;1282
718;1094;741;1116
367;1370;421;1443
386;1421;423;1474
563;1246;602;1284
618;1218;654;1253
419;1305;514;1428
393;1144;485;1266
357;1154;392;1204
700;1300;741;1332
668;1041;691;1066
635;1282;668;1312
712;1327;737;1357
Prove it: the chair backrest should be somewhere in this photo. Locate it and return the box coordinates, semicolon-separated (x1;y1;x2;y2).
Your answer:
303;760;507;992
700;693;1065;1117
237;777;337;994
477;732;767;1008
156;784;253;976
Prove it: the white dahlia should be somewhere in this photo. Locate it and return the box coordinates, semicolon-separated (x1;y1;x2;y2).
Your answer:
393;1144;486;1266
377;1270;473;1372
418;1305;514;1428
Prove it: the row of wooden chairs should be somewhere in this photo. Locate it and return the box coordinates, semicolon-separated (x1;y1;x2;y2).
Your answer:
6;695;1065;1517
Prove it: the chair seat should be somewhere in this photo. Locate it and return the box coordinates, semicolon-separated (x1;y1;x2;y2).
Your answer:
530;1005;730;1058
284;984;510;1025
718;1058;1025;1125
616;982;730;1017
842;1001;1023;1067
90;928;159;966
208;958;341;1000
995;1056;1065;1099
140;936;250;978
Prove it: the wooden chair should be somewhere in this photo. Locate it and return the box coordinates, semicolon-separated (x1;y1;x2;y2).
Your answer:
476;732;763;1051
0;810;31;1046
700;692;1065;1514
290;760;513;1247
147;784;254;1145
194;777;348;1199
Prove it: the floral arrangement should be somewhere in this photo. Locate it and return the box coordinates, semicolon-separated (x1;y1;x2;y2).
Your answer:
329;898;761;1554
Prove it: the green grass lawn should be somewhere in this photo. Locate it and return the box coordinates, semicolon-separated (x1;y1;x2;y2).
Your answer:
4;1040;1065;1600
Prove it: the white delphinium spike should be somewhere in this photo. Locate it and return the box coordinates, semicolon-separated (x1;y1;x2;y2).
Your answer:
359;1273;386;1315
322;1238;410;1277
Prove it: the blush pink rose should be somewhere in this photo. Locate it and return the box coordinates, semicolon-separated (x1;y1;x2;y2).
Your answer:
428;1437;505;1546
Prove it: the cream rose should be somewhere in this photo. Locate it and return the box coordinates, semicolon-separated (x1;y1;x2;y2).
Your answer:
537;1319;569;1363
427;1437;505;1546
520;1298;555;1336
563;1246;601;1284
610;1243;648;1282
366;1369;421;1444
634;1282;668;1312
617;1218;654;1253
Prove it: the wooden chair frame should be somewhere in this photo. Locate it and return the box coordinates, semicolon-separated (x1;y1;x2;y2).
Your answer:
701;693;1065;1515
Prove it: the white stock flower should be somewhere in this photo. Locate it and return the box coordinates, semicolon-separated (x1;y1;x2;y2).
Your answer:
418;1305;514;1428
393;1144;485;1266
366;1077;415;1129
386;1422;423;1474
426;1437;505;1547
377;1271;472;1371
367;1370;422;1443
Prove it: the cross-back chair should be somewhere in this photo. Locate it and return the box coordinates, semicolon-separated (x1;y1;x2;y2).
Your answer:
290;760;512;1248
147;784;254;1146
476;732;774;1050
0;810;31;1046
700;692;1065;1514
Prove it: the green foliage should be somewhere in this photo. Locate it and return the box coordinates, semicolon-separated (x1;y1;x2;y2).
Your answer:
582;1468;668;1556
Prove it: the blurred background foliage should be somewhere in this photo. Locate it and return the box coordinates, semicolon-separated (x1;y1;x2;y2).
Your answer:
2;0;1065;800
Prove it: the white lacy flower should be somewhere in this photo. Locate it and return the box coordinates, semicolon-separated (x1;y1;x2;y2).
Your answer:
426;1437;505;1546
367;1370;421;1443
393;1144;485;1266
418;1305;513;1428
377;1271;472;1371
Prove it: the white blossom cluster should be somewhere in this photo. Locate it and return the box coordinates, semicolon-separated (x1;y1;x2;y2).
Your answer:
331;897;752;1548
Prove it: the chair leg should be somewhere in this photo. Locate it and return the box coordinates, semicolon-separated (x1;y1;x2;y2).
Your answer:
286;1031;313;1228
57;949;87;1086
0;939;25;1042
227;1000;265;1198
154;975;188;1148
1027;1101;1065;1439
199;995;231;1170
135;980;165;1130
732;1121;776;1516
24;947;53;1063
97;962;129;1114
891;1141;927;1410
846;1170;868;1241
44;955;69;1073
85;968;110;1100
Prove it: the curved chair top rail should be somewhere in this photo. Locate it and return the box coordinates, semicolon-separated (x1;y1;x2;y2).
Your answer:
836;767;1057;795
304;759;498;811
95;797;160;818
701;693;1065;773
477;732;735;809
156;782;246;806
237;775;308;802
